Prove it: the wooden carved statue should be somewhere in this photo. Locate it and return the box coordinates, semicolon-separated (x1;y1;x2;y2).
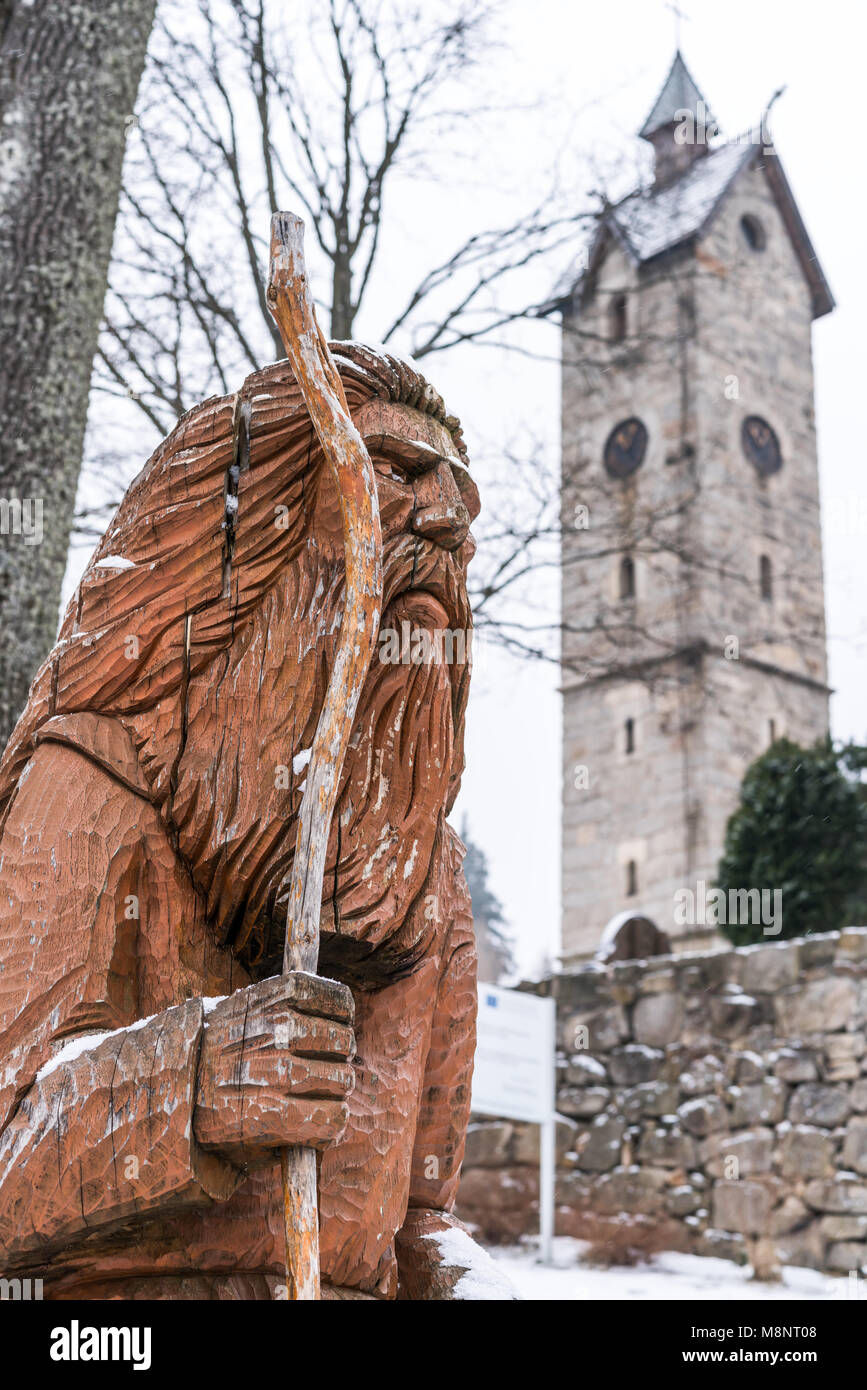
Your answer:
0;216;516;1300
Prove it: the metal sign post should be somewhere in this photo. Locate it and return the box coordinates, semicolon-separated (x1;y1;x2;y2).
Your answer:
472;984;557;1264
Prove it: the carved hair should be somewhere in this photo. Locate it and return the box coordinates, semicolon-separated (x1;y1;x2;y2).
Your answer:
0;344;468;816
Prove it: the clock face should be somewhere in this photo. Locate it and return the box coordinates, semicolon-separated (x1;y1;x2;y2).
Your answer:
603;417;648;479
742;415;782;476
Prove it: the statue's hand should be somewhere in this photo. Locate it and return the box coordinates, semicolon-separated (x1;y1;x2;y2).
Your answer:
194;973;355;1166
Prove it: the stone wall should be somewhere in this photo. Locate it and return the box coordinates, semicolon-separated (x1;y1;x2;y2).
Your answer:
457;930;867;1276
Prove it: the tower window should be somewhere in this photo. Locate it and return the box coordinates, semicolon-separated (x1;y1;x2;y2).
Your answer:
619;554;635;600
740;214;766;251
759;554;772;601
625;717;635;754
626;860;638;896
604;417;648;479
609;293;628;343
769;719;777;744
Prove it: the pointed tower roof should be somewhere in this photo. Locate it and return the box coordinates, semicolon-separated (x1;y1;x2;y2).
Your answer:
639;49;714;138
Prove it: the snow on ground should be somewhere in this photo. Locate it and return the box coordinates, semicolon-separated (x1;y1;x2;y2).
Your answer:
486;1237;852;1301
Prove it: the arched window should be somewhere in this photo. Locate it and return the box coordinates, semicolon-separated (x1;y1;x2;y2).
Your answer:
625;717;635;754
609;293;628;343
619;554;635;600
626;860;638;896
740;214;766;251
760;554;772;601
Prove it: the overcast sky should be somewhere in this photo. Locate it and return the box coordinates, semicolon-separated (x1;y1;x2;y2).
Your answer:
67;0;865;981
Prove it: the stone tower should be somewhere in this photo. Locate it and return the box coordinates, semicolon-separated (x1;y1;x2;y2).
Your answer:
556;52;834;964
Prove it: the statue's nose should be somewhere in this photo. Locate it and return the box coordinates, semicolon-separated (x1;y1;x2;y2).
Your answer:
410;502;471;551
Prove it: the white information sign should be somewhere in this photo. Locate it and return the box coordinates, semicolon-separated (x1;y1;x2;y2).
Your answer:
472;984;557;1262
472;984;555;1123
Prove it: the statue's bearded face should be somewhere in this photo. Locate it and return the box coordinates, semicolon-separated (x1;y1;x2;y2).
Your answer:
169;397;479;982
355;398;478;624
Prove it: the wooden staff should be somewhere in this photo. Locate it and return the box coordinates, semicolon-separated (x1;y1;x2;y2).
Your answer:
266;212;383;1300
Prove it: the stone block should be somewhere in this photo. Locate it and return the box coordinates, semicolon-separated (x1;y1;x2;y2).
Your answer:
636;1124;697;1169
555;967;610;1014
576;1115;626;1173
842;1116;867;1175
557;1086;610;1119
679;1054;727;1098
804;1177;867;1214
608;1044;664;1086
563;1053;608;1085
774;1048;818;1083
637;969;677;995
823;1033;864;1082
678;1096;728;1138
513;1116;579;1166
560;1004;629;1054
740;942;800;994
464;1121;513;1167
826;1242;867;1273
775;1220;826;1271
633;993;684;1047
775;977;857;1035
700;1128;774;1177
667;1185;702;1217
798;933;840;969
838;928;867;960
819;1215;867;1240
589;1165;669;1217
620;1082;679;1122
788;1083;850;1127
735;1051;766;1084
776;1125;835;1179
771;1195;810;1236
729;1079;786;1127
456;1166;538;1242
710;992;760;1039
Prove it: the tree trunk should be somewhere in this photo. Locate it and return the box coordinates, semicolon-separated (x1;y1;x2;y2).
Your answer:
330;240;354;340
0;0;156;747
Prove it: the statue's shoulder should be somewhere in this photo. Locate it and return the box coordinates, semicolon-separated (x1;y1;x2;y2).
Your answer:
33;713;152;802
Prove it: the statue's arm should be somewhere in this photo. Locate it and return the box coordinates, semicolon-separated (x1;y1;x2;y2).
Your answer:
0;999;240;1269
0;744;236;1269
0;744;353;1271
0;973;354;1272
396;829;518;1300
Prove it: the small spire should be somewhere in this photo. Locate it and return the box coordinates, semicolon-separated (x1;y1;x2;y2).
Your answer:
639;50;716;187
639;49;714;140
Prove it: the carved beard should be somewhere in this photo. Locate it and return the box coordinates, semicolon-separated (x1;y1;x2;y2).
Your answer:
161;526;471;982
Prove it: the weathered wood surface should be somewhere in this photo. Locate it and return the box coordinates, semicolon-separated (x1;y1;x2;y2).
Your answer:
0;212;516;1297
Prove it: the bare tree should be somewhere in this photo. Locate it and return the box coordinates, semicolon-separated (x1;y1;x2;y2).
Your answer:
79;0;821;704
0;0;157;747
93;0;586;444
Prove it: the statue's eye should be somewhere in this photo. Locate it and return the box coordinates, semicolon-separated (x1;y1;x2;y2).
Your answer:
376;459;409;485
